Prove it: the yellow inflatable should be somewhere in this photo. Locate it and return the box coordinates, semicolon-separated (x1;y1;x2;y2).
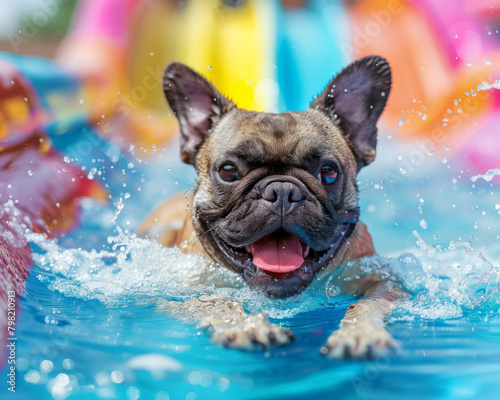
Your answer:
58;0;277;152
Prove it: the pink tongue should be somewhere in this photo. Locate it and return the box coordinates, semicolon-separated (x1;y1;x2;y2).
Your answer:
251;234;304;273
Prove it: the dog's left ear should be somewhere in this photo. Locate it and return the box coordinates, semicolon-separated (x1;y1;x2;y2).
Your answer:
311;56;391;169
163;62;236;166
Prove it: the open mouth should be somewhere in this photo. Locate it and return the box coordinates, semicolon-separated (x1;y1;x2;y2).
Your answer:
243;230;310;274
212;227;352;283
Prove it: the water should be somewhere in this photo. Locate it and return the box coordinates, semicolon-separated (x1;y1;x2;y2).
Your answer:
470;169;500;183
3;132;500;400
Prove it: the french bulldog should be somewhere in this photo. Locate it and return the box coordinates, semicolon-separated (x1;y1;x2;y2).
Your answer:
139;56;408;359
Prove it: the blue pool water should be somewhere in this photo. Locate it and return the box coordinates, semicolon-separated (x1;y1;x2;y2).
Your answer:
3;129;500;400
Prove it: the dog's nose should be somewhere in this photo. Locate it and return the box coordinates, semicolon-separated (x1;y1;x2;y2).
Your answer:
262;181;303;207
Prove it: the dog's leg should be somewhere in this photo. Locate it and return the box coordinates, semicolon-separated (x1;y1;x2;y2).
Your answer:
323;278;408;360
160;295;294;350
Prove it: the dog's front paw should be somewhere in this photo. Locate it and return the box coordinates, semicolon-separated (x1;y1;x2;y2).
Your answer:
321;325;399;360
209;313;295;351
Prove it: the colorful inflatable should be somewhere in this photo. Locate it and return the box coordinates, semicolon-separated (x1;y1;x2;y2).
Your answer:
276;0;349;111
0;55;105;365
53;0;500;167
343;0;497;148
56;0;354;148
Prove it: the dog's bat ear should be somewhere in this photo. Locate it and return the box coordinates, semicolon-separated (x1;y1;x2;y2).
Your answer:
163;62;235;165
311;56;391;169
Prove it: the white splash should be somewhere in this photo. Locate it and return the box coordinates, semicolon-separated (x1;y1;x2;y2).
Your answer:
28;225;500;323
390;232;500;322
477;80;500;91
470;169;500;182
387;118;405;139
29;231;241;302
29;231;327;320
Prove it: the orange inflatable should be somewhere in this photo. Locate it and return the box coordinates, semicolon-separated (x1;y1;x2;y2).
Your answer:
344;0;495;151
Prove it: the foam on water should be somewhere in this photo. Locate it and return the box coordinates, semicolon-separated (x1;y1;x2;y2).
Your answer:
28;228;330;320
390;231;500;322
27;220;500;324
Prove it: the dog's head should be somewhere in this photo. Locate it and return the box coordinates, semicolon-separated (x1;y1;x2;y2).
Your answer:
163;56;391;298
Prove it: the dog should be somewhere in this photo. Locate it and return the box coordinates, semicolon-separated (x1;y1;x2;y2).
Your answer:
139;56;408;359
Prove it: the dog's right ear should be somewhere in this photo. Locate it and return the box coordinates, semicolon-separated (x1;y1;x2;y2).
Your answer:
163;62;235;165
311;56;391;170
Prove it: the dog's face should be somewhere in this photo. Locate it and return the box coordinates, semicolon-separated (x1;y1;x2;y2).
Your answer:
163;56;391;298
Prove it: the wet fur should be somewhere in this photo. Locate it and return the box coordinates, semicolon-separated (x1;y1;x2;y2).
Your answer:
139;56;408;359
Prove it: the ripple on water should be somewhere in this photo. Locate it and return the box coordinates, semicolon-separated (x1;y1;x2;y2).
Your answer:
28;225;500;323
29;230;332;320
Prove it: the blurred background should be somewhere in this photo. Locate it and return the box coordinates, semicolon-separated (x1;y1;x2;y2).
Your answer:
2;3;500;399
1;0;500;163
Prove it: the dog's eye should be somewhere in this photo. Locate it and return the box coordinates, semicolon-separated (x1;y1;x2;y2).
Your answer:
318;164;338;184
219;164;239;182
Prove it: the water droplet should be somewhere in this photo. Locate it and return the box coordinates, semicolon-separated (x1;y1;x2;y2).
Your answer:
44;315;58;324
40;360;54;373
110;370;125;384
87;168;97;180
27;170;33;176
420;220;428;229
24;370;40;384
